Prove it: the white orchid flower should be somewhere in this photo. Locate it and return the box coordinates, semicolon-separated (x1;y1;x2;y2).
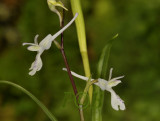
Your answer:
23;13;78;76
62;68;126;111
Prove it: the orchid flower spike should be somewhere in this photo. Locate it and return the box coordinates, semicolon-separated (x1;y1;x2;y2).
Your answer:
47;0;68;26
22;13;78;76
62;68;126;111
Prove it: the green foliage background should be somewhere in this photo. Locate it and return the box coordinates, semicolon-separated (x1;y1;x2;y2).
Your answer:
0;0;160;121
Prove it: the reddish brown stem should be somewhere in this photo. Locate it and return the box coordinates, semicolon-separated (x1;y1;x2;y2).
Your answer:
60;10;78;101
60;10;84;121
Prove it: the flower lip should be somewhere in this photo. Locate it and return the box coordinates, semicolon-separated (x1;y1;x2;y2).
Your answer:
28;53;43;76
110;90;125;111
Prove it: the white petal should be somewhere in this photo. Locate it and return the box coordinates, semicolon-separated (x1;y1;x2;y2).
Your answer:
29;69;37;76
96;78;108;90
110;76;124;81
107;80;122;88
110;89;125;111
34;34;39;44
36;57;43;71
27;45;41;51
29;53;43;76
29;60;37;76
108;68;113;80
22;43;37;46
29;60;35;70
39;34;52;50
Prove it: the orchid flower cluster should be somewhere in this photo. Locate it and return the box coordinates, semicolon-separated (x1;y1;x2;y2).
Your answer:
63;68;126;111
23;13;78;76
22;0;126;113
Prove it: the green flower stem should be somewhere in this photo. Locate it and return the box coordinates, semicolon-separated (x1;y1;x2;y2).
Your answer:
70;0;93;102
80;80;98;105
79;79;98;121
0;80;57;121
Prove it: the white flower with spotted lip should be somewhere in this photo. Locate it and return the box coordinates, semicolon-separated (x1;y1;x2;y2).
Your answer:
62;68;126;111
23;13;78;76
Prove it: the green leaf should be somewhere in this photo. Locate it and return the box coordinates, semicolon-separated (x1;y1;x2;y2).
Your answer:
0;80;58;121
98;34;118;78
92;34;118;121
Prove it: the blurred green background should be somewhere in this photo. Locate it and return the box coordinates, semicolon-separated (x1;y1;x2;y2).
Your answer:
0;0;160;121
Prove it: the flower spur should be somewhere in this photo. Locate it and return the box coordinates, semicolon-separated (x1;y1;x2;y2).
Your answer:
63;68;126;111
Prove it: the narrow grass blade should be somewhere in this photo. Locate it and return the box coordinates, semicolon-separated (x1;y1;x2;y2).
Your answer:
0;80;57;121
